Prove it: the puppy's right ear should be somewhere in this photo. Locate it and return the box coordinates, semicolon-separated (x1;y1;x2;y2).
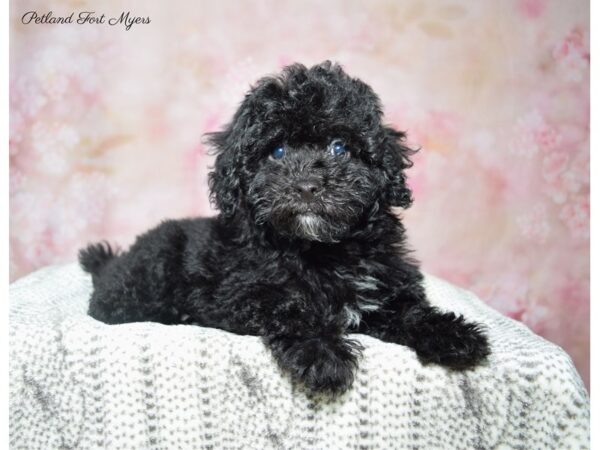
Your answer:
206;104;254;218
381;127;417;208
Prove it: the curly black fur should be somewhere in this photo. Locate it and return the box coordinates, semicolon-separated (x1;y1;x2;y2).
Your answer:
80;62;489;395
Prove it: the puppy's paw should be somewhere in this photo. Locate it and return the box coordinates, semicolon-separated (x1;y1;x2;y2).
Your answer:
266;335;362;395
407;310;491;370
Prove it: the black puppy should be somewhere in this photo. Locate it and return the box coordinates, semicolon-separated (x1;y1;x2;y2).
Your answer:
80;62;489;395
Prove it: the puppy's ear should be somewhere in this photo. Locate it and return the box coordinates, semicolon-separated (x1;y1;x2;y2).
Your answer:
381;126;417;208
206;105;254;218
207;77;283;218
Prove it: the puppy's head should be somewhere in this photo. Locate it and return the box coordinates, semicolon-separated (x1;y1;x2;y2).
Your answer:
208;61;415;243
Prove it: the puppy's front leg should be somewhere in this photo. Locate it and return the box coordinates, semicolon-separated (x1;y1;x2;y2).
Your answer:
258;302;362;395
262;297;362;394
360;284;490;369
397;303;490;369
264;332;362;395
189;282;362;395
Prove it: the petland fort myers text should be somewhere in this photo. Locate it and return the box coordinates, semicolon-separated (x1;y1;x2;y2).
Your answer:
21;11;150;31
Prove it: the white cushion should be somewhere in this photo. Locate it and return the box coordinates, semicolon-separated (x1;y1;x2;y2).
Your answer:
9;263;589;449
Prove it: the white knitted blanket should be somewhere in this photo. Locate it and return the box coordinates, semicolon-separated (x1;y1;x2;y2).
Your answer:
9;263;589;450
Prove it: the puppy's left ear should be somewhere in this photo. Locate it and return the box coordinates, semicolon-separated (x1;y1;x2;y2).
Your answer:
381;126;417;208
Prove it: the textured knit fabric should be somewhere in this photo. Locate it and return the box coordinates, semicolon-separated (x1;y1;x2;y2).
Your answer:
9;263;589;450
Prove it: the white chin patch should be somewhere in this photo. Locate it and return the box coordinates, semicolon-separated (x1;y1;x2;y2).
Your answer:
295;214;323;241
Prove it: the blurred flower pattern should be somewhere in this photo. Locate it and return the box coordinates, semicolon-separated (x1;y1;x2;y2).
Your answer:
9;0;589;387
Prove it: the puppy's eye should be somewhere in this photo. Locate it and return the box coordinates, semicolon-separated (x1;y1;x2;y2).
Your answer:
270;146;285;160
329;140;348;157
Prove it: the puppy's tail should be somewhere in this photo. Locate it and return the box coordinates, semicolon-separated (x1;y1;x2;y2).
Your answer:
79;241;117;279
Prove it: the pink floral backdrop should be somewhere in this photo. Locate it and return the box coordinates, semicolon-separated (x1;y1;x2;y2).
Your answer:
9;0;589;387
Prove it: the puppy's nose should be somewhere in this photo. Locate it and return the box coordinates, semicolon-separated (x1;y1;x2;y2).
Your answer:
294;178;321;201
